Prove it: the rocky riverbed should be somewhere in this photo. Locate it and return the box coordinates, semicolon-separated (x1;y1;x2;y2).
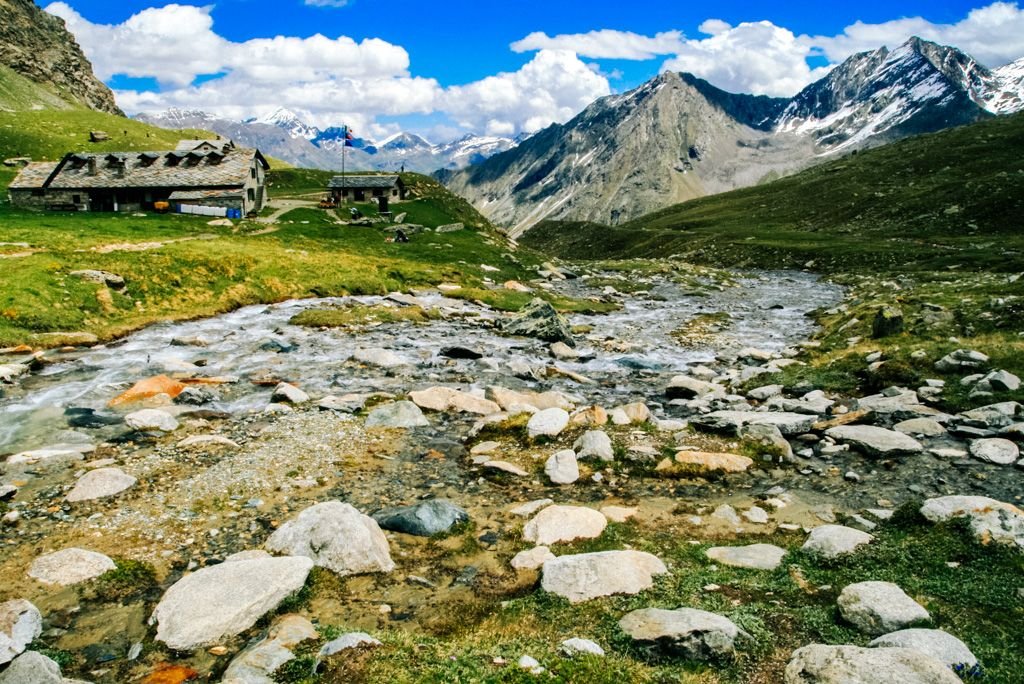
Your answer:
1;264;1022;683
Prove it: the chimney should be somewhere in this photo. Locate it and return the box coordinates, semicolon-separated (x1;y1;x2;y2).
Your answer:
87;157;97;175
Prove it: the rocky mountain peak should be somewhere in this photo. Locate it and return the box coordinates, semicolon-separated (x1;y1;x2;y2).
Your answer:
0;0;122;115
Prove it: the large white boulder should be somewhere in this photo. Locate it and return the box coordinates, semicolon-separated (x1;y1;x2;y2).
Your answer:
221;614;318;683
0;599;42;665
573;431;614;461
869;629;977;669
783;644;961;683
527;408;570;439
837;581;930;635
152;556;313;650
706;544;787;570
409;387;500;415
541;550;667;603
0;651;64;684
65;467;136;502
124;409;179;432
824;426;923;457
28;548;115;586
364;401;429;429
266;502;394;576
619;607;742;659
801;525;874;558
523;505;607;545
920;495;1024;550
544;450;579;485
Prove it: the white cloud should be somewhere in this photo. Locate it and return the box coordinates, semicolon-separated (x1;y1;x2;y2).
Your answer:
662;20;831;96
443;50;611;136
511;30;686;60
304;0;350;7
803;1;1024;67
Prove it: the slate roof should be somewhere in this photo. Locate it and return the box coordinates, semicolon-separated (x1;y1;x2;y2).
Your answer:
8;162;59;189
36;148;268;190
169;189;244;201
176;139;235;152
328;175;401;189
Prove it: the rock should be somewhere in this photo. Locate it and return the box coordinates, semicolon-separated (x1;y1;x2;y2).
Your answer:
545;450;579;485
711;504;742;526
0;651;64;684
824;425;923;457
868;628;977;669
871;306;904;338
65;467;136;502
986;369;1021;392
0;600;42;665
177;435;239;449
748;384;784;401
517;655;544;674
70;269;125;290
124;408;179;432
838;581;930;635
935;349;989;373
573;431;614;461
153;556;314;650
767;391;835;415
503;280;532;293
488;386;574;412
408;387;500;415
5;443;94;466
801;525;874;558
319;632;381;657
969;437;1019;465
693;411;817;436
0;485;16;502
365;401;429;429
527;408;570;439
956;401;1022;429
482;461;529;477
511;546;555;571
739;423;794;460
439;346;483;360
509;499;553;517
222;614;318;683
613;402;651;424
560;638;605;657
109;375;186;406
266;502;394;576
353;348;407;368
549;341;579;360
666;376;724;400
0;363;29;384
175;385;218;405
501;298;575;346
372;499;469;537
570;406;609;427
542;550;667;603
523;505;607;545
783;644;962;683
619;607;742;659
920;495;1024;549
318;394;372;413
28;548;115;586
706;544;786;570
893;418;946;436
658;451;753;475
271;382;309;404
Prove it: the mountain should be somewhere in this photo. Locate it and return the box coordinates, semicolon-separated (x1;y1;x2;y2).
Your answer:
136;109;517;173
0;0;122;115
448;37;1024;235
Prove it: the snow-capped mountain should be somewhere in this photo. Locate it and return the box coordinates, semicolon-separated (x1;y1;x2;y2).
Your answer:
134;109;516;173
447;37;1024;234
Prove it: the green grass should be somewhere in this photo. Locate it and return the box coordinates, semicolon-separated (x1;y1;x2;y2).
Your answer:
290;303;440;328
522;112;1024;273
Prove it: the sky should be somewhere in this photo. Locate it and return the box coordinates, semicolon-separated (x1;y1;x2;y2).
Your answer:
39;0;1024;142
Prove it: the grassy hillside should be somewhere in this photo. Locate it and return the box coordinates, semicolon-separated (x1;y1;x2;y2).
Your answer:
523;112;1024;272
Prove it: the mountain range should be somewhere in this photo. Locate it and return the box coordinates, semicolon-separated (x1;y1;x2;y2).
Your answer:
445;37;1024;236
134;107;519;173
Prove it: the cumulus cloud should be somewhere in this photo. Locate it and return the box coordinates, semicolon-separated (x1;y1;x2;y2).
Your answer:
803;1;1024;67
443;50;611;136
511;29;686;60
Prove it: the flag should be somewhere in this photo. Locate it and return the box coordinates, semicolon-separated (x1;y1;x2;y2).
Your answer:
343;126;355;147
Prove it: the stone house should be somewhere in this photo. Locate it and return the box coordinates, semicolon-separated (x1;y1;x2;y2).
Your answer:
327;175;406;211
7;140;270;215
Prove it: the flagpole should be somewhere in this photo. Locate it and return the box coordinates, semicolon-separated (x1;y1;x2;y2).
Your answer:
341;125;346;206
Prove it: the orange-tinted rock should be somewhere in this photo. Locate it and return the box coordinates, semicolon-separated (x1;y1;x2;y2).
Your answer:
109;375;186;406
142;663;200;684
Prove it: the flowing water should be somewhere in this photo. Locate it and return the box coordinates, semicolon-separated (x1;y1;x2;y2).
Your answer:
0;271;843;454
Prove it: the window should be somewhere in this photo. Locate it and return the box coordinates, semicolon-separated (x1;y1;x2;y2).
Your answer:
247;189;255;201
31;189;44;197
73;195;81;204
250;167;257;179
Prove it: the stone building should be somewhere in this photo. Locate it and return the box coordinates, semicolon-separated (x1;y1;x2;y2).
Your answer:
327;175;406;211
7;140;270;215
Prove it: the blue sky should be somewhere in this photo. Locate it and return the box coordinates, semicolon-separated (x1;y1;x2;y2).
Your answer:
41;1;1024;140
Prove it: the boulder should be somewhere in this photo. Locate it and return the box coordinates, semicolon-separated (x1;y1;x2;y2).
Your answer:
619;607;742;659
221;614;318;683
893;418;946;437
0;363;28;384
409;387;500;415
124;408;179;432
353;348;407;368
319;632;382;657
266;502;394;576
0;599;42;665
560;638;605;658
611;402;651;425
541;550;667;603
372;499;468;537
487;387;574;412
152;556;314;650
523;505;607;545
969;438;1019;465
871;306;904;338
801;525;874;558
706;544;787;570
66;467;136;502
920;496;1024;549
28;548;115;586
365;401;429;429
573;431;614;461
869;629;977;669
666;376;725;400
511;546;555;571
501;298;575;346
482;461;529;477
693;411;817;436
545;450;579;485
5;443;94;466
527;408;570;440
70;269;125;290
784;644;962;683
271;382;309;404
657;451;753;476
109;374;185;406
739;423;794;460
956;401;1021;429
986;369;1021;392
838;581;930;635
0;651;64;684
824;426;923;457
935;349;989;373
